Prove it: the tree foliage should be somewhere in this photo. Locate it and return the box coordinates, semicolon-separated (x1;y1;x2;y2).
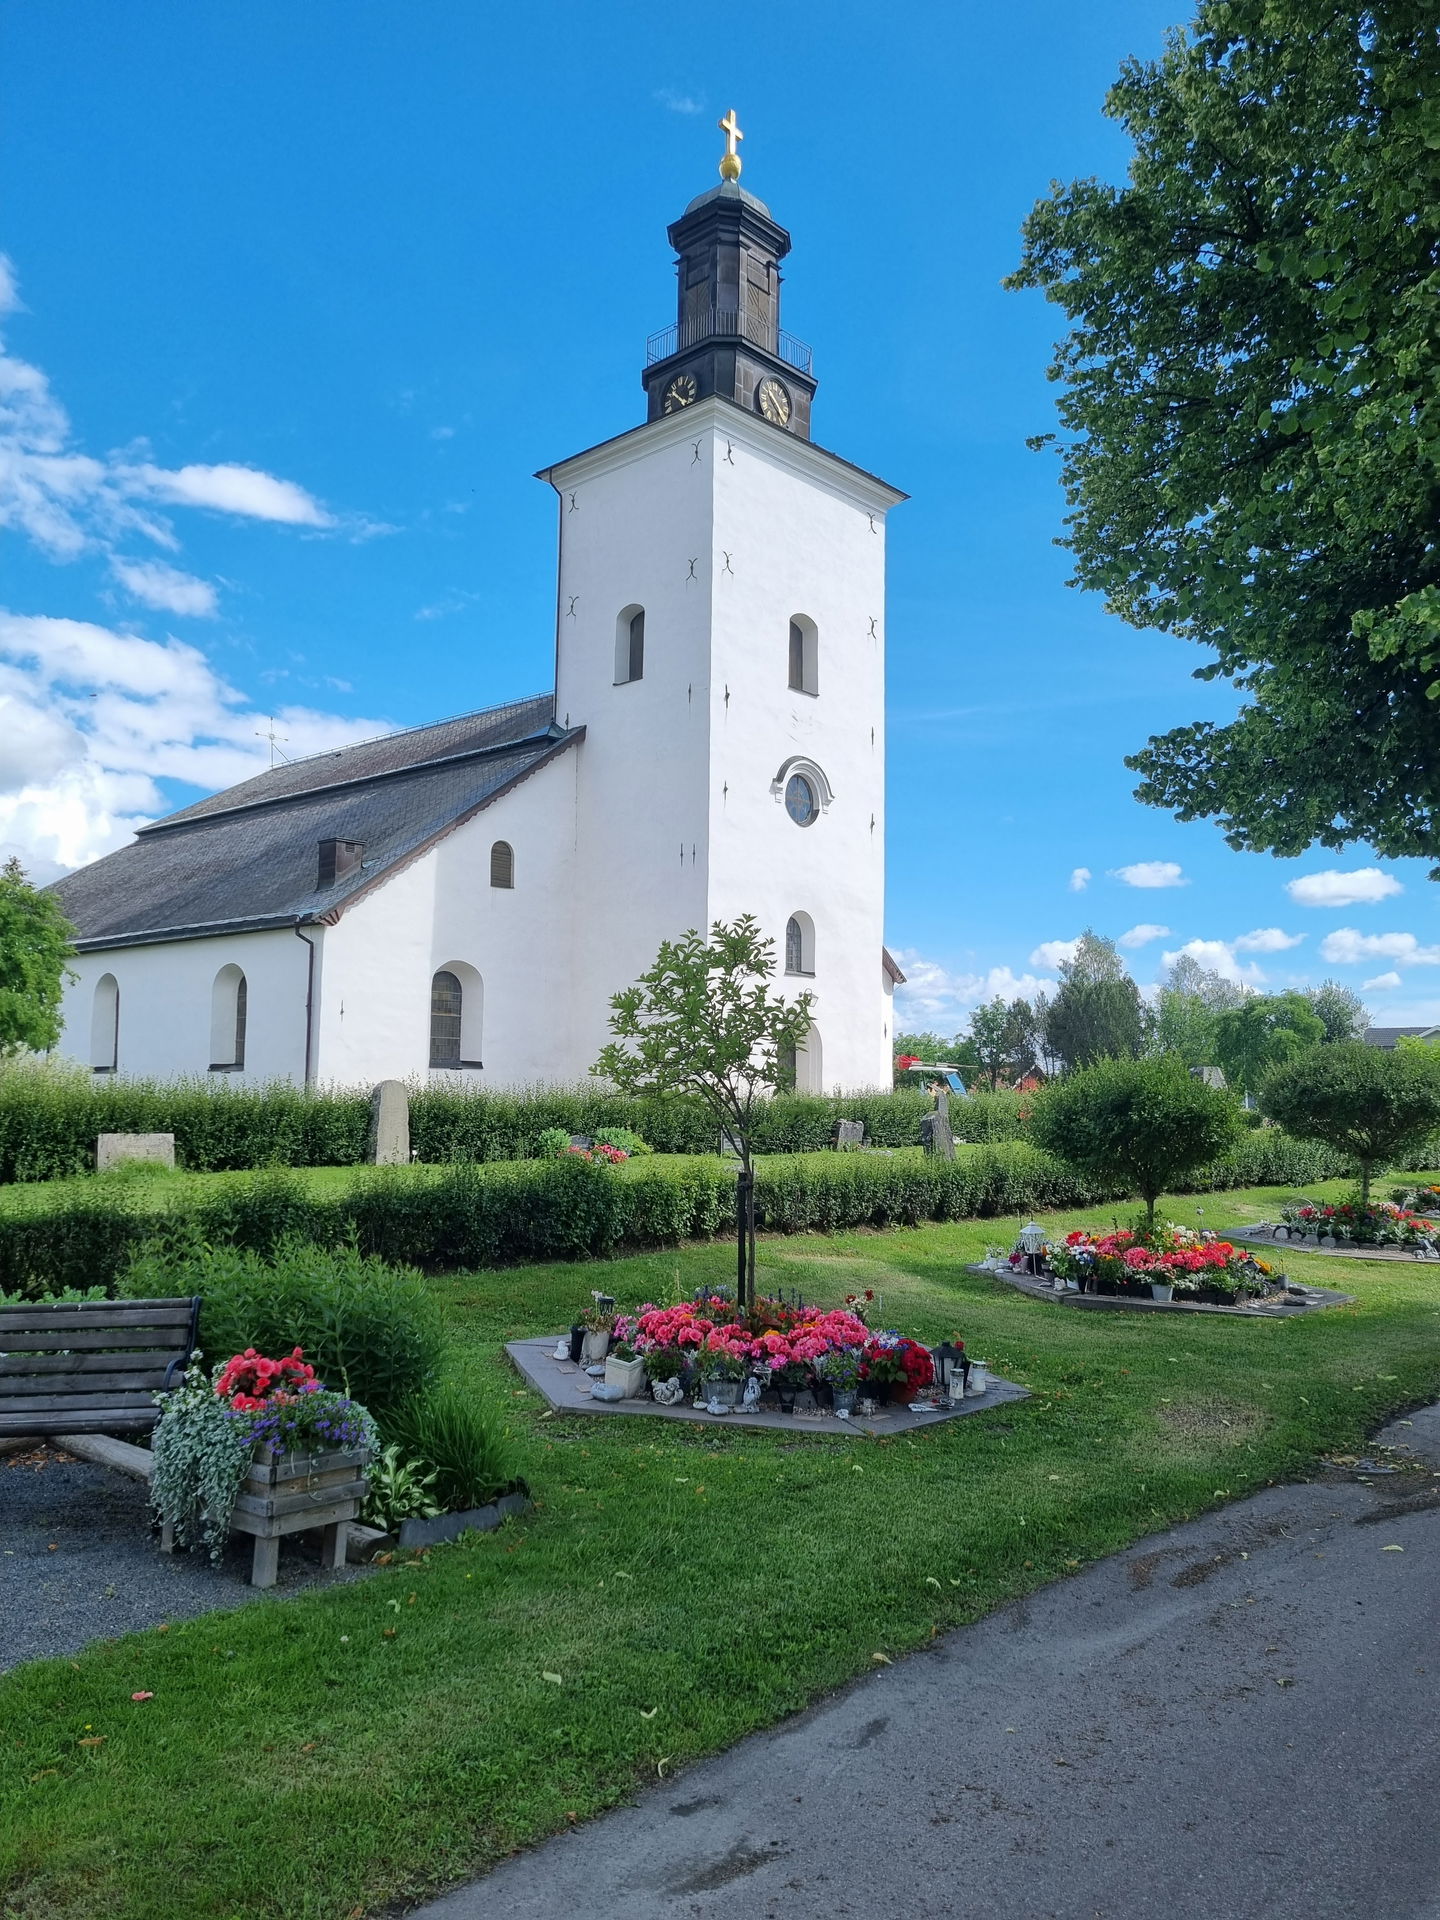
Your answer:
1154;953;1247;1067
1260;1039;1440;1199
594;915;814;1302
1305;978;1371;1044
1043;932;1150;1071
1029;1054;1241;1226
1009;2;1440;871
0;858;76;1056
1213;992;1326;1094
966;996;1040;1090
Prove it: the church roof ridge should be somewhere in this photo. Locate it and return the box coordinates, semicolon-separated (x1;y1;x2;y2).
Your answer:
144;691;560;834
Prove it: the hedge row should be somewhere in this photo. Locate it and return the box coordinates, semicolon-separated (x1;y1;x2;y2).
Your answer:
0;1131;1350;1298
0;1069;1034;1182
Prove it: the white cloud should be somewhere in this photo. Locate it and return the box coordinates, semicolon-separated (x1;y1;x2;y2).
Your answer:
0;253;334;583
892;952;1055;1028
1111;860;1188;889
1286;868;1403;908
1363;972;1403;991
1118;923;1171;949
1068;866;1091;892
126;462;332;527
1232;927;1305;953
655;88;704;115
1029;937;1080;969
110;558;218;617
0;612;391;876
1160;938;1265;988
1318;928;1440;967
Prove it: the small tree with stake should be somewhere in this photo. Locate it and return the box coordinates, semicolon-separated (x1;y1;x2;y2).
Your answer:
594;915;814;1308
1028;1055;1240;1230
1260;1041;1440;1206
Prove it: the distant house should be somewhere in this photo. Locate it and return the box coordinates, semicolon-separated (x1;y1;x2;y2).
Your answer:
1011;1062;1049;1094
1364;1026;1440;1049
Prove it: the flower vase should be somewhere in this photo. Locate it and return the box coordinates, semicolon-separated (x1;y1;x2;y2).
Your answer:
581;1329;611;1365
832;1388;858;1415
778;1385;798;1413
867;1380;893;1407
1150;1282;1174;1303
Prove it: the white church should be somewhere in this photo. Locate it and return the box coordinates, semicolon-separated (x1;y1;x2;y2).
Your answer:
52;123;906;1094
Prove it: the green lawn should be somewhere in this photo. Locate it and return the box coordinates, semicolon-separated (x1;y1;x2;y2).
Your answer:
3;1175;1440;1919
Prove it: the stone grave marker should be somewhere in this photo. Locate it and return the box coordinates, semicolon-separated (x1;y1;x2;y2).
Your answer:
833;1118;865;1150
96;1132;175;1172
920;1110;955;1160
367;1080;410;1166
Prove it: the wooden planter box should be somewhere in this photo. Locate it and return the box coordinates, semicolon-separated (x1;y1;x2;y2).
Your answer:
161;1444;369;1589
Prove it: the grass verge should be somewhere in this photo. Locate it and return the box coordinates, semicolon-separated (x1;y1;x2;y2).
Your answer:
3;1175;1439;1919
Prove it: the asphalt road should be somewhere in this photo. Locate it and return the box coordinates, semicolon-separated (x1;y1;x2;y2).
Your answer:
415;1405;1440;1920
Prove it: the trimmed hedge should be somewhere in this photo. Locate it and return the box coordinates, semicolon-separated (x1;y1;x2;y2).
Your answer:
0;1132;1350;1298
0;1071;1037;1181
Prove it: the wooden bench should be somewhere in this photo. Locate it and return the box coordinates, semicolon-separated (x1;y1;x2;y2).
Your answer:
0;1297;199;1440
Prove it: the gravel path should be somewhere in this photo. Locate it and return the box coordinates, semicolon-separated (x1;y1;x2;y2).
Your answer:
0;1444;364;1671
417;1405;1440;1920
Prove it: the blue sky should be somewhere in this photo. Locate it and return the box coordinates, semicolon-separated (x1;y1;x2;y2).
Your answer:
2;0;1434;1032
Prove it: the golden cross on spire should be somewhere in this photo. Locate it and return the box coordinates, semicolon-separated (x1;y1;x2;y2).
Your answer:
718;108;743;181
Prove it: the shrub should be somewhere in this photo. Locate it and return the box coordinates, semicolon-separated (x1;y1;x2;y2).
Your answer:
386;1384;522;1512
0;1134;1356;1298
593;1127;653;1156
119;1239;446;1423
1029;1056;1242;1226
535;1127;572;1157
1259;1041;1440;1202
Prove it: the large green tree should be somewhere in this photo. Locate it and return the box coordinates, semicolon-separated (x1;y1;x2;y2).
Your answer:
1212;992;1326;1095
1043;932;1151;1072
1009;2;1440;871
966;996;1040;1090
0;858;76;1055
1154;953;1246;1067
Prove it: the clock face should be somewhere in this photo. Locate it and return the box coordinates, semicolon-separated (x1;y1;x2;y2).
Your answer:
784;772;818;826
662;373;698;413
757;377;792;426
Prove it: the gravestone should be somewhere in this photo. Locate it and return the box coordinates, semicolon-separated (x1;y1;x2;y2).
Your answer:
833;1118;865;1150
367;1080;410;1166
96;1132;174;1172
919;1110;955;1161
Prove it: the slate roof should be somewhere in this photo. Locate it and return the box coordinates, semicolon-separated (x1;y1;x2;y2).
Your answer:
51;693;581;951
1364;1025;1440;1048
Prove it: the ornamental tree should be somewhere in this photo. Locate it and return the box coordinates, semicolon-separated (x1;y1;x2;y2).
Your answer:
1009;1;1440;874
1028;1055;1241;1228
1259;1040;1440;1203
1212;992;1326;1097
1154;953;1247;1068
594;915;814;1305
0;858;76;1055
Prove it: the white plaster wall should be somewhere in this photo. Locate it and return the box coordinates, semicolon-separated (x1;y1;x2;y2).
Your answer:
314;749;580;1086
548;412;715;1075
545;399;900;1092
55;929;311;1083
708;412;897;1090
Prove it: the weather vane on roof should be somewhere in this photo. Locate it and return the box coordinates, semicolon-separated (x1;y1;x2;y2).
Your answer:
256;717;289;767
718;108;743;182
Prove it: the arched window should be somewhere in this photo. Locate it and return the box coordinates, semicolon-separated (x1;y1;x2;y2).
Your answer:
490;840;514;889
784;913;815;977
209;965;247;1071
91;974;119;1074
430;964;483;1070
615;605;645;685
788;615;818;696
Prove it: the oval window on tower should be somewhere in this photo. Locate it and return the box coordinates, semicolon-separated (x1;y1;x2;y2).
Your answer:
784;773;817;827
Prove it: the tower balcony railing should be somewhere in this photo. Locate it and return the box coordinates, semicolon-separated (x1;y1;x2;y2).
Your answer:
645;309;814;376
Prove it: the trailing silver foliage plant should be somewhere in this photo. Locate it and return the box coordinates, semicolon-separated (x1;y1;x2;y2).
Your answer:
149;1360;378;1562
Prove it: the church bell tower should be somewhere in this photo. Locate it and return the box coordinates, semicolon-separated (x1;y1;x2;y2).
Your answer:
641;111;818;440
